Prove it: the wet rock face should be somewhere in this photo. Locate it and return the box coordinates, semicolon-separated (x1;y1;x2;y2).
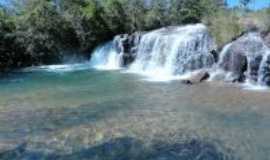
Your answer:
218;32;270;84
113;32;142;66
262;31;270;48
248;55;262;82
181;54;215;74
219;48;247;77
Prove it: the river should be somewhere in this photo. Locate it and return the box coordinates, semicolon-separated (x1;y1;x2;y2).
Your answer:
0;66;269;159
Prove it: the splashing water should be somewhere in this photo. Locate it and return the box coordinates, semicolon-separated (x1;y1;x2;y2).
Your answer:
258;51;270;86
90;42;122;70
90;24;215;81
88;25;270;89
23;63;92;73
214;32;270;89
128;24;215;81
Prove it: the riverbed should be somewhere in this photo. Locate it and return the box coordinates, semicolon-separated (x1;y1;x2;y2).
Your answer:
0;66;269;160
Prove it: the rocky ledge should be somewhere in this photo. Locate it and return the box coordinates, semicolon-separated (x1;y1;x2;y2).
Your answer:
214;31;270;85
112;26;270;86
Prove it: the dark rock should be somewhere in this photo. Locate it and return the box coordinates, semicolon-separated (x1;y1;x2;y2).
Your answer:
210;50;219;63
113;32;142;67
181;70;210;85
181;80;194;85
0;142;27;160
200;72;210;82
218;32;270;84
0;137;235;160
248;55;262;82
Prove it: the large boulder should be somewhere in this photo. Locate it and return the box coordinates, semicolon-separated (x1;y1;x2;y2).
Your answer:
217;32;270;85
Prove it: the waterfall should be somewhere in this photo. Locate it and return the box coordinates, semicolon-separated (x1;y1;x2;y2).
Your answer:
89;24;215;81
90;41;122;70
214;32;270;88
88;24;270;88
258;51;270;86
129;24;215;81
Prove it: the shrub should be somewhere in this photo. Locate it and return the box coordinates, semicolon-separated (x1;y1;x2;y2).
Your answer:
203;9;244;48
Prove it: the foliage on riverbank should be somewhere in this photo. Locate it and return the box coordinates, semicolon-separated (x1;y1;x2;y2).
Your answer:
0;0;269;71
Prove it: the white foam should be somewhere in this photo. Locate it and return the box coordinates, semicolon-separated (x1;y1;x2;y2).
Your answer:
242;80;270;91
24;63;91;73
90;41;122;71
127;24;215;82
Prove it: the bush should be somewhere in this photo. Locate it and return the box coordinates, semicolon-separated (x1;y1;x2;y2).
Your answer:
0;8;25;70
203;9;244;48
0;0;267;70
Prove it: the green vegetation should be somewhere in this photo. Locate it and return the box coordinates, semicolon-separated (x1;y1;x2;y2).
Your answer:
203;9;244;47
0;0;269;71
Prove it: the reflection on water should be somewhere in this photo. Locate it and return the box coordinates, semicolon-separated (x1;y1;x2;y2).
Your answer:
0;69;270;159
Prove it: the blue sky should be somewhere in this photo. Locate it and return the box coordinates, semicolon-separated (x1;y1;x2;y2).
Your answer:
227;0;270;10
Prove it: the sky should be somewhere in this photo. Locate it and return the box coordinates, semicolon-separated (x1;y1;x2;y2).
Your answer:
227;0;270;10
0;0;269;10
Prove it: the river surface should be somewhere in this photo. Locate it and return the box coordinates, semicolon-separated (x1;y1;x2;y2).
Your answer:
0;66;270;160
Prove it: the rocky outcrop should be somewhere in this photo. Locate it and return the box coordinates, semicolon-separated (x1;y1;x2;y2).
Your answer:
113;32;142;66
181;70;210;85
91;24;270;87
113;24;216;72
216;32;270;85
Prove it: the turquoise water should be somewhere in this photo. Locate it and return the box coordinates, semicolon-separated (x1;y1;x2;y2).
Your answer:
0;67;270;159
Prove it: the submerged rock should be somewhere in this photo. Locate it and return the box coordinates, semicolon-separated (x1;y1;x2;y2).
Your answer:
0;142;27;160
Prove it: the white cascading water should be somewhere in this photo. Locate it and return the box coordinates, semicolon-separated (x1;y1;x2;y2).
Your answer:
209;43;236;82
129;24;215;81
258;51;270;85
88;24;270;88
90;24;215;81
90;41;122;70
213;32;270;89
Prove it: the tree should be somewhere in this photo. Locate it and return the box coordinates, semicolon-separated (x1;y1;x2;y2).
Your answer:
0;0;259;70
124;0;148;32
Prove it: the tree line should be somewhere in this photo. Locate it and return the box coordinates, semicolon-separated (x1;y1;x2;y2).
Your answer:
0;0;269;71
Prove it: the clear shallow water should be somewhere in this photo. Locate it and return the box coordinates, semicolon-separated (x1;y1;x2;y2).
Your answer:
0;67;270;160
